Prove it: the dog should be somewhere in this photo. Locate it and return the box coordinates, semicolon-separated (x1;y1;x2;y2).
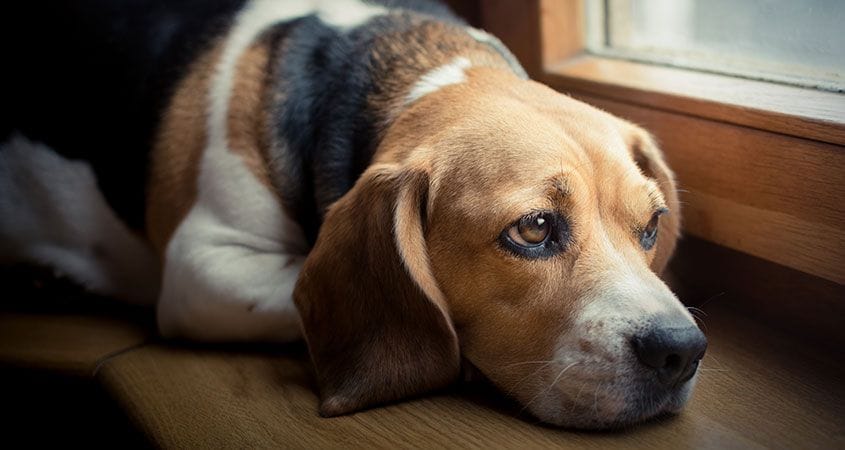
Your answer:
0;0;706;429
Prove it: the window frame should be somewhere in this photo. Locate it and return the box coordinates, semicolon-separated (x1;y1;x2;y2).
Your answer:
480;0;845;285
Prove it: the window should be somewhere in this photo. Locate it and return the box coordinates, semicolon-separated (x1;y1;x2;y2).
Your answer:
586;0;845;92
478;0;845;286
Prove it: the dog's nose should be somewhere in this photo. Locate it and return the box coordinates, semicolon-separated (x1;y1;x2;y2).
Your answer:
632;323;707;386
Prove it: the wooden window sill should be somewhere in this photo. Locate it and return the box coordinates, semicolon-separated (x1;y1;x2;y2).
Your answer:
537;56;845;285
542;55;845;146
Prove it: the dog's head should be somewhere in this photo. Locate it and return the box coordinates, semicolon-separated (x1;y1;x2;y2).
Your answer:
294;68;705;429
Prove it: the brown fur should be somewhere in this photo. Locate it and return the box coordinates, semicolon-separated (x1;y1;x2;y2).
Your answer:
294;164;460;417
368;20;513;130
226;35;276;190
295;66;681;415
146;43;222;254
629;131;681;275
146;35;278;255
146;13;681;420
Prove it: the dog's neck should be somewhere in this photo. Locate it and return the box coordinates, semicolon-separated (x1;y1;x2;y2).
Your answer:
264;12;524;243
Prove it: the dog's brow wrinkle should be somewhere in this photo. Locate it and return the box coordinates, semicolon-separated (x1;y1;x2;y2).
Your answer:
550;176;570;197
645;183;666;209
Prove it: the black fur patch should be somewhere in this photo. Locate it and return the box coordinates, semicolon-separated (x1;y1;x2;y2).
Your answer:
267;1;467;243
2;0;247;229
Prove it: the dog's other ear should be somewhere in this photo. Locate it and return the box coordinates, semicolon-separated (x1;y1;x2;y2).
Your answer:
293;162;460;417
630;131;681;275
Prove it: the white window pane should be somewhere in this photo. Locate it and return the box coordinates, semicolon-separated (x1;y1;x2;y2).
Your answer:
594;0;845;91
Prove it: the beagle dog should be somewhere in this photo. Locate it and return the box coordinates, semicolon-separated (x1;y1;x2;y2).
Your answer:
0;0;706;428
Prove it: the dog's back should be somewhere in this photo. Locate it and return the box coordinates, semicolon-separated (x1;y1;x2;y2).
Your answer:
0;0;476;304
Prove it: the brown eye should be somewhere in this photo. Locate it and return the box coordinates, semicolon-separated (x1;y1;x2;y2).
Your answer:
640;208;667;250
508;215;550;246
500;211;569;259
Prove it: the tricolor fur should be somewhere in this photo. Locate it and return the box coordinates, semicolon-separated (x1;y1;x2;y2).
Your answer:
1;0;705;429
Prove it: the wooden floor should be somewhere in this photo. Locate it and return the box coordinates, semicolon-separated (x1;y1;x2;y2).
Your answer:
1;297;842;448
2;239;844;449
95;303;844;449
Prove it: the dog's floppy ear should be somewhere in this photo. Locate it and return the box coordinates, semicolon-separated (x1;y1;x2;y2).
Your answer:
630;131;681;275
293;162;460;417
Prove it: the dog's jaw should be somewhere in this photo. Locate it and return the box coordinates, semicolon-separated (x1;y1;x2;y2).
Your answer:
510;269;700;429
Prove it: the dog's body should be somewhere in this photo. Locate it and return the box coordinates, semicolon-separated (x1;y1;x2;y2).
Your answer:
1;0;706;428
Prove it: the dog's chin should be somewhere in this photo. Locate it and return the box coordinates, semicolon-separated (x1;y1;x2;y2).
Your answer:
526;372;700;430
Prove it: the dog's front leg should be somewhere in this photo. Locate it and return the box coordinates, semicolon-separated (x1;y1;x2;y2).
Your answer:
156;204;305;343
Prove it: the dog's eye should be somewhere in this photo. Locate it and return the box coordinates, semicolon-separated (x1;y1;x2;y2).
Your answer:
508;215;549;246
640;208;667;250
500;212;568;259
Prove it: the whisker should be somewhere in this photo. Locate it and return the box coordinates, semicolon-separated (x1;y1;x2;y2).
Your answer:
687;306;708;317
702;353;727;370
517;362;580;414
503;360;558;368
689;310;709;333
569;381;589;414
548;362;580;388
593;382;603;417
697;291;726;310
503;360;559;397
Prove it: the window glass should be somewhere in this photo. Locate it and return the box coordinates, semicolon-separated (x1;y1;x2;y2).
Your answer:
588;0;845;91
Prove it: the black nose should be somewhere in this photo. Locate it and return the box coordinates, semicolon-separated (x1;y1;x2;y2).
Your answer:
632;324;707;386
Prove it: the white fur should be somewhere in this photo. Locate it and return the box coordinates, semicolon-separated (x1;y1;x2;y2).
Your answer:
592;218;686;316
0;135;159;305
406;56;473;104
156;0;323;342
318;0;388;30
466;27;529;79
526;229;696;426
465;27;490;44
